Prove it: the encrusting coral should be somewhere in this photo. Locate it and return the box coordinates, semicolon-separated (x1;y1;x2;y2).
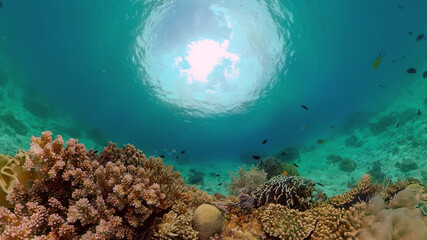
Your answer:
0;132;426;239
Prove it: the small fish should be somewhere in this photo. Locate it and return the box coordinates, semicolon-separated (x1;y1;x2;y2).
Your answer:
218;183;223;186
181;150;186;154
216;174;220;177
0;1;3;8
423;70;427;79
172;149;176;153
301;123;310;130
418;109;422;116
262;139;268;144
293;163;300;168
329;125;336;130
252;155;261;160
407;68;416;74
160;154;165;158
317;182;324;187
397;5;404;9
301;105;309;110
371;50;385;70
391;60;396;63
416;33;425;41
94;150;99;154
379;84;386;88
317;139;324;144
283;171;289;176
396;122;400;128
176;156;179;159
408;32;413;35
347;184;357;189
190;169;195;172
281;152;286;156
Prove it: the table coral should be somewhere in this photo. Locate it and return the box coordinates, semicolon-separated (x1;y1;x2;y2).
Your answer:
252;175;316;211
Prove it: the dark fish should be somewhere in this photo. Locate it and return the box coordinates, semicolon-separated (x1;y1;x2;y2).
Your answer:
396;122;400;128
397;5;404;9
218;183;223;186
293;163;300;168
317;139;324;144
391;60;396;63
176;156;179;159
317;182;324;187
262;139;267;144
329;125;336;130
181;150;186;154
408;32;413;35
0;1;3;8
281;152;286;156
379;84;386;88
252;155;260;160
94;150;99;154
301;105;309;110
416;33;425;41
407;68;416;74
160;154;165;158
418;109;422;116
216;174;220;177
423;70;427;79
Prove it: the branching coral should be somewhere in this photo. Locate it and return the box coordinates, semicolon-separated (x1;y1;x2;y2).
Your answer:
252;175;316;211
226;165;267;195
0;131;197;239
329;174;381;209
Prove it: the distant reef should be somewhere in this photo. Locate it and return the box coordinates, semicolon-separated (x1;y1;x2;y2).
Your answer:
0;131;426;239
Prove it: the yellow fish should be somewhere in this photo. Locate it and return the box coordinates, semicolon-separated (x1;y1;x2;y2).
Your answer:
371;50;386;70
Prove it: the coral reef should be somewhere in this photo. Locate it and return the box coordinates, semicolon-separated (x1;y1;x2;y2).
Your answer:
192;204;224;240
329;174;381;209
281;163;300;176
273;146;299;162
1;133;426;239
252;175;316;211
345;134;364;148
369;114;397;135
0;112;28;136
367;160;386;184
226;165;266;195
395;159;419;172
339;158;357;172
256;156;283;180
0;131;211;239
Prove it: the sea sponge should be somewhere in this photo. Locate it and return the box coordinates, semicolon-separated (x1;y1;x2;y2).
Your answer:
192;204;224;240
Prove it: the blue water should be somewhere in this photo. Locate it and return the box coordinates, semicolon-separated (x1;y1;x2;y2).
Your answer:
0;0;426;164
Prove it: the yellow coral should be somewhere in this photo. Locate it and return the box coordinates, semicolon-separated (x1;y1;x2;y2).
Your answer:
193;204;224;240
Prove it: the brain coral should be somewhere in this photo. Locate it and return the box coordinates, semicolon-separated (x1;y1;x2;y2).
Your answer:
192;203;224;240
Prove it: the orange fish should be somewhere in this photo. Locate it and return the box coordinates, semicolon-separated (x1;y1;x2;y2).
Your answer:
283;171;289;176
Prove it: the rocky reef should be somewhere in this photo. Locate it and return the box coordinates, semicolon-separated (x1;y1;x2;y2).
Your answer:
0;132;426;239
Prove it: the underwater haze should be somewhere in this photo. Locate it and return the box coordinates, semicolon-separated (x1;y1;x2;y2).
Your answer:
1;0;427;197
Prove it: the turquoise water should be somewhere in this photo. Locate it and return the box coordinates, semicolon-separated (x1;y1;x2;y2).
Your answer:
1;0;427;195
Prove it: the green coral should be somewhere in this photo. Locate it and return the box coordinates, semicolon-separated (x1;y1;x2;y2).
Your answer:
226;165;267;195
281;163;300;176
